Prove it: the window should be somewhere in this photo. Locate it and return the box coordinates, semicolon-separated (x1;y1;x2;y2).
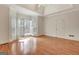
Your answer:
10;10;38;40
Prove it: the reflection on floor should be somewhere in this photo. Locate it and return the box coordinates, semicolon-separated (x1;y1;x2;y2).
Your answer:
10;37;37;55
0;35;79;55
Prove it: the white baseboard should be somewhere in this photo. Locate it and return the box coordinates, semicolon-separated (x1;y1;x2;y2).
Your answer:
45;34;79;41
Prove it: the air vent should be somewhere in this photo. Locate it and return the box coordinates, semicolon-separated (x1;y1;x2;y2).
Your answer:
69;35;74;37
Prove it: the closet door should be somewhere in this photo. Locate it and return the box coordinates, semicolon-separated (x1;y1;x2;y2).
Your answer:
56;19;65;38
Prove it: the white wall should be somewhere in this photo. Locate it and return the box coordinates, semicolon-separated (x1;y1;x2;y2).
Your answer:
38;16;44;35
44;10;79;41
0;5;9;44
1;4;79;44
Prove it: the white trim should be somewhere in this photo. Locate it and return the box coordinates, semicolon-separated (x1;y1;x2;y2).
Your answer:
45;34;79;41
43;5;79;16
6;4;41;16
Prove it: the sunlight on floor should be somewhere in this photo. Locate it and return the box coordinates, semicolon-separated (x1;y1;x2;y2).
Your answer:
11;37;37;54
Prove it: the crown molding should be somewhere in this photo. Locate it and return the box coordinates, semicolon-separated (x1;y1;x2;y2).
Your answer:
43;4;78;16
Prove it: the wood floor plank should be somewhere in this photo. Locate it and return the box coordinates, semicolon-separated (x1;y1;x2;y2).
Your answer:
0;35;79;55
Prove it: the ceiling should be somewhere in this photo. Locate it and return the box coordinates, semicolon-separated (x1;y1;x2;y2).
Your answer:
18;4;79;16
42;4;73;15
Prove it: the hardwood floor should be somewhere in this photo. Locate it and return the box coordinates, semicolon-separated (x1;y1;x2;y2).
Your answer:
0;35;79;55
36;36;79;55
